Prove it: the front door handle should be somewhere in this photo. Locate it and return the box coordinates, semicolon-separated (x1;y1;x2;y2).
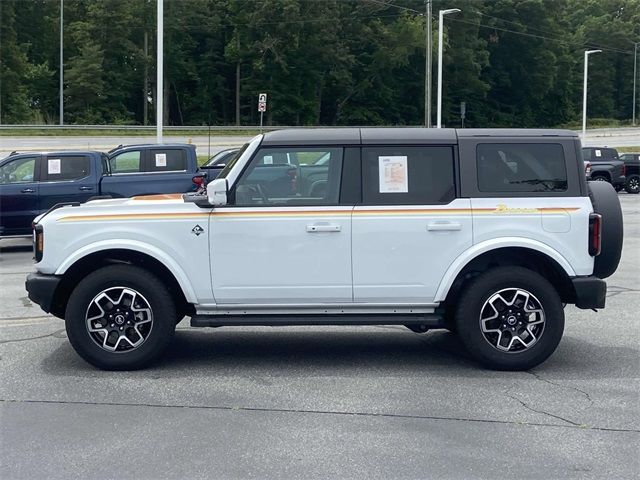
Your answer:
306;223;341;233
427;221;462;232
79;186;94;191
21;188;35;193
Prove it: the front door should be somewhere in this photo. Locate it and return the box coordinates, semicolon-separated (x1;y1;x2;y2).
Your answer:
352;145;472;304
0;155;40;236
210;146;352;304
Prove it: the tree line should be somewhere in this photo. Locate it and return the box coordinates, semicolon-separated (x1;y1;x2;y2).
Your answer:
0;0;638;128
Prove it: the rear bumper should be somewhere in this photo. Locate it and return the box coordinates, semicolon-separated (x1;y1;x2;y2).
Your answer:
25;273;61;314
572;276;606;309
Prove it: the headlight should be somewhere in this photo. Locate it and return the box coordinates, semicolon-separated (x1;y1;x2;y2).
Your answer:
33;224;44;262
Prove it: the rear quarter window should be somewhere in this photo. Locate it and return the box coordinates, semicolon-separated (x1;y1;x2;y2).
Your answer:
477;143;567;193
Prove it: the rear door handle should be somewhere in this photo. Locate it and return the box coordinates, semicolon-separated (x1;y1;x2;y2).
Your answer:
306;223;341;233
21;188;35;193
79;186;94;191
427;221;462;231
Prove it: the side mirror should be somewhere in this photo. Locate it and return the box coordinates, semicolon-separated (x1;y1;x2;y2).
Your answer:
207;177;228;206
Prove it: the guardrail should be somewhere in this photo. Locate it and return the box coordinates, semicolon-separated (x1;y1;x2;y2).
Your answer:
0;124;286;131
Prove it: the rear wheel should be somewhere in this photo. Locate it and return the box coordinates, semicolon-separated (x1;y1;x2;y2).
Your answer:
625;174;640;194
65;265;177;370
455;266;564;371
591;174;609;184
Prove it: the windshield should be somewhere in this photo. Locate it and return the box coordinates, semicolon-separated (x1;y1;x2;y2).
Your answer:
204;149;238;167
218;143;249;177
217;135;263;180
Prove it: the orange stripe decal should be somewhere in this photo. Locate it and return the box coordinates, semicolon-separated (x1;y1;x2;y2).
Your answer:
57;206;581;222
58;212;208;222
132;194;184;201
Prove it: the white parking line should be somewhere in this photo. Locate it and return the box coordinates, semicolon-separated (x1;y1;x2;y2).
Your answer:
0;316;56;328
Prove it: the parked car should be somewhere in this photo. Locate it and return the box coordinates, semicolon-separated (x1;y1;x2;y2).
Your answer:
0;144;200;237
581;147;626;191
199;148;240;178
26;128;623;372
619;152;640;194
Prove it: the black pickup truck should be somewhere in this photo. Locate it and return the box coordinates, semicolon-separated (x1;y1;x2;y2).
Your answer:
582;147;626;191
619;152;639;194
0;144;200;237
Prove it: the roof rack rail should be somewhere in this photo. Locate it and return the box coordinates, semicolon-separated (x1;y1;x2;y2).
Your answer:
108;144;124;154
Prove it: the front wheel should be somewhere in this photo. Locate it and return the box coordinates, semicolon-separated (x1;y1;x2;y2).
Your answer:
625;174;640;194
65;265;177;370
454;267;564;371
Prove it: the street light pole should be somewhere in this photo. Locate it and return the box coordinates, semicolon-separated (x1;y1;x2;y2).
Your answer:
436;8;460;128
156;0;163;143
424;0;432;127
633;42;638;127
582;49;602;143
59;0;64;126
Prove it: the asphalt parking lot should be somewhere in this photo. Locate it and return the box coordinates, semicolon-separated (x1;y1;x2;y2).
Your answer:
1;194;638;480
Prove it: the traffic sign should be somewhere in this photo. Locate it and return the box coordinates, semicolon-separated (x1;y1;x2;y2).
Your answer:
258;102;267;112
258;93;267;103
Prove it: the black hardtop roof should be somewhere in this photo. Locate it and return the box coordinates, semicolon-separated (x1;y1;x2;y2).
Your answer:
261;128;578;145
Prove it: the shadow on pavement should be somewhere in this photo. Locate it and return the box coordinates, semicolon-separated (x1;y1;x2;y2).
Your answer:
38;327;639;381
40;328;488;377
0;239;32;253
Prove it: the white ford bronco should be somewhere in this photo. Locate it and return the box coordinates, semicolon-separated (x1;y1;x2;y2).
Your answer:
26;129;623;371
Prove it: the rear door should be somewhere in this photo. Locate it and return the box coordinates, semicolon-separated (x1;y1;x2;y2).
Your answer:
352;145;472;304
0;155;40;236
145;147;194;194
38;154;96;212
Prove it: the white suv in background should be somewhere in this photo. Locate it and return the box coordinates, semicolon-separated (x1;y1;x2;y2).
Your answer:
26;129;623;371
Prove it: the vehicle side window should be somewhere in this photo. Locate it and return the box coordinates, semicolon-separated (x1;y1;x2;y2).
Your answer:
43;156;90;181
110;151;141;173
0;157;36;184
148;149;186;172
477;143;567;193
233;148;343;206
362;146;455;205
101;153;111;174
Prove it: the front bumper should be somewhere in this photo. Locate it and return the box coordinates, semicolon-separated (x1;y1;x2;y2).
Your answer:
572;276;606;309
612;176;626;188
25;273;62;314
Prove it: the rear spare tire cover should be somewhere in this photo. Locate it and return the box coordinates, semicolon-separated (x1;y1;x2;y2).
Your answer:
588;181;623;278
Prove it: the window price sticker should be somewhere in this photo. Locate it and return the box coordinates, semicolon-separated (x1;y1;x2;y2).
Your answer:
155;153;167;167
378;156;408;193
48;158;61;174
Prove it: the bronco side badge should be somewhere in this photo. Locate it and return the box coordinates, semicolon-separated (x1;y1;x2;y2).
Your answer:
191;225;204;236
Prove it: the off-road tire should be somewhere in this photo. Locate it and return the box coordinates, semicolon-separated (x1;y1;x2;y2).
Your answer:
625;174;640;194
65;265;177;370
589;181;624;278
455;266;564;371
591;174;610;184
